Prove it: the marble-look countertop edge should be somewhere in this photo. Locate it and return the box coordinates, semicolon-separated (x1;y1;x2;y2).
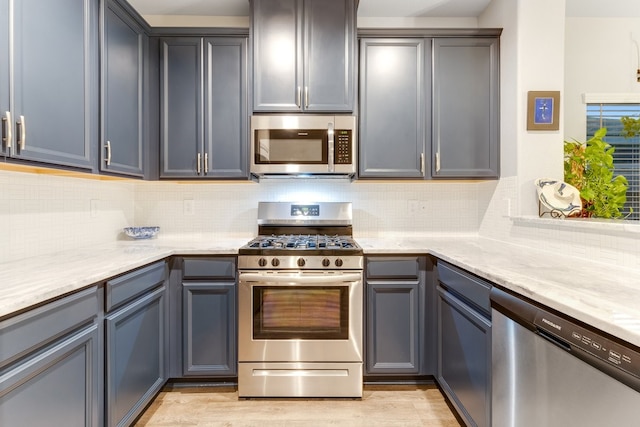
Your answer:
2;236;640;350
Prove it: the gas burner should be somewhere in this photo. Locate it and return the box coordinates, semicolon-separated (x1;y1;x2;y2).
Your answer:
243;234;359;253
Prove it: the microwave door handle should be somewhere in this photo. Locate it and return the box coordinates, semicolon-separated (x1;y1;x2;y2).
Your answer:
328;122;334;172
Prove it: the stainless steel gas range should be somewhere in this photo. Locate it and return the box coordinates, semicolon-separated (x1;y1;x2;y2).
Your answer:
237;202;363;398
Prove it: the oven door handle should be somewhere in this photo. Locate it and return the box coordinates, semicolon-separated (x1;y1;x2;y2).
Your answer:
239;272;362;284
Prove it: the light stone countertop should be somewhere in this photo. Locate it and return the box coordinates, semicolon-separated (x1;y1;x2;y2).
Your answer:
2;234;640;350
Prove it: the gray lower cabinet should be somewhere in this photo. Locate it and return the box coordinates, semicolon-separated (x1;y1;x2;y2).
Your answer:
181;257;237;377
437;261;492;427
0;286;102;427
365;256;432;378
101;0;147;177
160;36;248;178
251;0;356;112
105;261;167;427
3;0;98;169
359;38;429;178
432;38;500;178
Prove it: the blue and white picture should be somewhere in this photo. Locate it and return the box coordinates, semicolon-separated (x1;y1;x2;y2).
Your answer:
534;97;554;124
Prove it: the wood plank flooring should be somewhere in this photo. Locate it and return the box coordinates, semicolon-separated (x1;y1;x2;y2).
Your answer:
135;384;462;426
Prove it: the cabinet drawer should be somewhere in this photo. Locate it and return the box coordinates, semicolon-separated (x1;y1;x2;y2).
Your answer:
106;261;167;312
437;261;491;315
0;286;100;368
366;256;421;280
183;257;236;280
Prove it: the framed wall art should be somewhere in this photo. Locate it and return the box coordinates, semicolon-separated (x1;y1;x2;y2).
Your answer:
527;91;560;131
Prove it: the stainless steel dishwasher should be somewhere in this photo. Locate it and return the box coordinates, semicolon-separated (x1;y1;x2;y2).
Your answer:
491;287;640;427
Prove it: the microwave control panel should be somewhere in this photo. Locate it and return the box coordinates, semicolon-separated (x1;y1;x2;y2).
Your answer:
334;130;353;164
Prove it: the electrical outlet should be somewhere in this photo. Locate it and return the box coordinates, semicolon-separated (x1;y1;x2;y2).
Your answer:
502;198;512;217
90;199;99;218
183;199;195;216
408;200;427;214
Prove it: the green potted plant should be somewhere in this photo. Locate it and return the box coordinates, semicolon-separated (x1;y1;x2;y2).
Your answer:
563;127;629;218
621;116;640;138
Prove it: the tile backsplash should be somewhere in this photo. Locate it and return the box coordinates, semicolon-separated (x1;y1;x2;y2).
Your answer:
4;169;639;270
0;170;134;263
133;179;486;238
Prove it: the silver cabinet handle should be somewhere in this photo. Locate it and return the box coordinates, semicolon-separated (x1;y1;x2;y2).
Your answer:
304;86;309;108
17;115;26;150
420;153;425;175
435;152;441;173
204;152;209;174
297;86;302;108
197;153;202;175
2;111;11;148
105;140;112;165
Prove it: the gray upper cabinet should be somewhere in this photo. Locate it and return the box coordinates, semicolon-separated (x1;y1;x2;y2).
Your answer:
359;39;429;178
4;0;98;169
0;0;8;157
432;38;500;179
160;37;248;178
251;0;355;112
101;0;146;177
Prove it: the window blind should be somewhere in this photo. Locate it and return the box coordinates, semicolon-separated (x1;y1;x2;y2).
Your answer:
586;103;640;220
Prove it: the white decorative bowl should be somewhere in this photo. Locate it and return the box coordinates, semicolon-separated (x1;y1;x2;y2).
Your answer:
124;226;160;239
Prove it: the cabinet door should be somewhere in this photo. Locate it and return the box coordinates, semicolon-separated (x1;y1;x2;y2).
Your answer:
101;0;145;177
12;0;97;169
303;0;354;112
359;39;429;178
0;325;101;427
160;37;202;177
432;38;499;178
0;0;8;156
366;281;421;374
203;37;248;178
438;287;491;427
183;282;237;376
252;0;302;112
106;286;166;427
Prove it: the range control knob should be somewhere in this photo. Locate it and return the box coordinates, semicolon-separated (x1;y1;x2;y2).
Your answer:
297;257;306;267
335;258;344;267
258;258;267;267
271;258;280;267
322;258;331;267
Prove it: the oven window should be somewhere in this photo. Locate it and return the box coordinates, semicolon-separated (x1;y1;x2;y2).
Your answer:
253;286;349;340
255;129;328;164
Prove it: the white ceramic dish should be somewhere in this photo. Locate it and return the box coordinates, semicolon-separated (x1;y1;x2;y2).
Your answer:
124;226;160;239
535;178;582;216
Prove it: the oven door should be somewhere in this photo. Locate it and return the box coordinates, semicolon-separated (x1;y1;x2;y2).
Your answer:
238;271;363;363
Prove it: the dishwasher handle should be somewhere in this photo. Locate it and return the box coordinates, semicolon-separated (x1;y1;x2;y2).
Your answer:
537;328;571;351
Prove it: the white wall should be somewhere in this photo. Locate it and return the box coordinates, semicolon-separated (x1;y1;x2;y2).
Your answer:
564;17;640;141
477;0;640;270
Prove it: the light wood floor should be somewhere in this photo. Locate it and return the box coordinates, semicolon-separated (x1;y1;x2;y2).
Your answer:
135;384;462;426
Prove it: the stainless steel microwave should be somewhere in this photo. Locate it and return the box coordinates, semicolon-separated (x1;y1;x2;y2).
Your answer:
250;115;357;178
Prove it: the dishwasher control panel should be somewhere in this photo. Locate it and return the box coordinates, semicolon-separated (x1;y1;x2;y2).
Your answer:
534;311;640;379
